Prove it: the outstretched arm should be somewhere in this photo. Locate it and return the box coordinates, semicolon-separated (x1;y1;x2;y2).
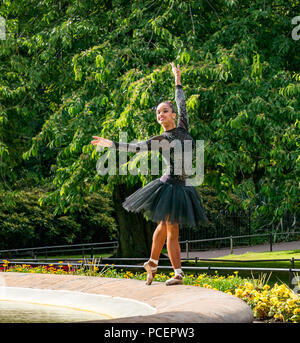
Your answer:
170;62;189;131
110;134;165;152
91;134;166;152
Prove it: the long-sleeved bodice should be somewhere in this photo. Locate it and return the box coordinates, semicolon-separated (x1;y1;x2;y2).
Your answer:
111;85;195;185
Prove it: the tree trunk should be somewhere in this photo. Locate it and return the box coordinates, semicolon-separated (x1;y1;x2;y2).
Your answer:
253;161;265;195
112;182;157;259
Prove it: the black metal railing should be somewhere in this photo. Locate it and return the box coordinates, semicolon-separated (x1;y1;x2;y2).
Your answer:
0;241;118;259
0;231;299;260
179;209;299;250
179;231;300;258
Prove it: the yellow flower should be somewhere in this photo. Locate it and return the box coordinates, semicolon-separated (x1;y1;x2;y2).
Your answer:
245;282;254;290
287;299;296;307
293;308;300;315
270;296;279;305
235;289;243;297
263;284;270;291
262;290;269;297
274;313;284;321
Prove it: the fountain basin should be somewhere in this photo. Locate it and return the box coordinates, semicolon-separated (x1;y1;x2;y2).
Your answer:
0;273;254;323
0;286;156;323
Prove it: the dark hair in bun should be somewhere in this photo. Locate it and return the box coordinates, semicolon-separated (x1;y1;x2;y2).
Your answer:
161;100;176;113
152;99;176;113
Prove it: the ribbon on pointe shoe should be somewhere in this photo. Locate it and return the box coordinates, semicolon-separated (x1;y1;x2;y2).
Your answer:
143;258;158;285
165;272;184;286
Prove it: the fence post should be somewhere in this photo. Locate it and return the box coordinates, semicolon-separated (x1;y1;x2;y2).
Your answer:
30;250;36;259
269;233;273;252
289;268;294;289
291;257;295;269
91;247;94;259
289;257;296;289
248;208;251;246
230;236;233;254
186;240;189;259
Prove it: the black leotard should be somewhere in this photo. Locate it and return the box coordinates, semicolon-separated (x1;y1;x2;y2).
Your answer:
111;85;195;184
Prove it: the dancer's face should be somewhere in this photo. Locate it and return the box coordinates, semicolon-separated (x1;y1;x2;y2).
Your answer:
156;102;176;126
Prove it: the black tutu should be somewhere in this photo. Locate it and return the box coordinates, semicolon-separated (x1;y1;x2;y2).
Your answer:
122;178;209;228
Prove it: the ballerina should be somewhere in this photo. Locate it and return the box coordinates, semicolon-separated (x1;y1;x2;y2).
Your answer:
91;62;209;286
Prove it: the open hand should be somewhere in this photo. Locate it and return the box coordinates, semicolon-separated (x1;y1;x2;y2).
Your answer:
91;136;113;148
170;62;181;79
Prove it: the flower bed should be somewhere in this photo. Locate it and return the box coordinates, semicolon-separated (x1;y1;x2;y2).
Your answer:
1;260;299;323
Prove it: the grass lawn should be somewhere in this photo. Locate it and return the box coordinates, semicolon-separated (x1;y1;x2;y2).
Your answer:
180;249;300;287
214;250;300;260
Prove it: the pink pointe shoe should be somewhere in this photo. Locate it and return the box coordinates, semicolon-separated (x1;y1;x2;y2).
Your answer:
165;271;184;286
143;258;158;285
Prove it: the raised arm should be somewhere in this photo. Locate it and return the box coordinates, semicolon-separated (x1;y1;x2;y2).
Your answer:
175;84;189;131
170;62;189;131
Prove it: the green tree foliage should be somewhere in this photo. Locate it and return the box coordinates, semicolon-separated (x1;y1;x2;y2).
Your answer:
0;187;117;249
0;0;299;252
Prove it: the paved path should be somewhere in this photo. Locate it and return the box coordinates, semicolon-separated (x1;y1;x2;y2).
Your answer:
178;240;300;259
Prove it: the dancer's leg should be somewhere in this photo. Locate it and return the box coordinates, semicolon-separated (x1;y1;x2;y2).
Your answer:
148;221;167;267
166;221;181;270
165;220;184;285
144;221;167;285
